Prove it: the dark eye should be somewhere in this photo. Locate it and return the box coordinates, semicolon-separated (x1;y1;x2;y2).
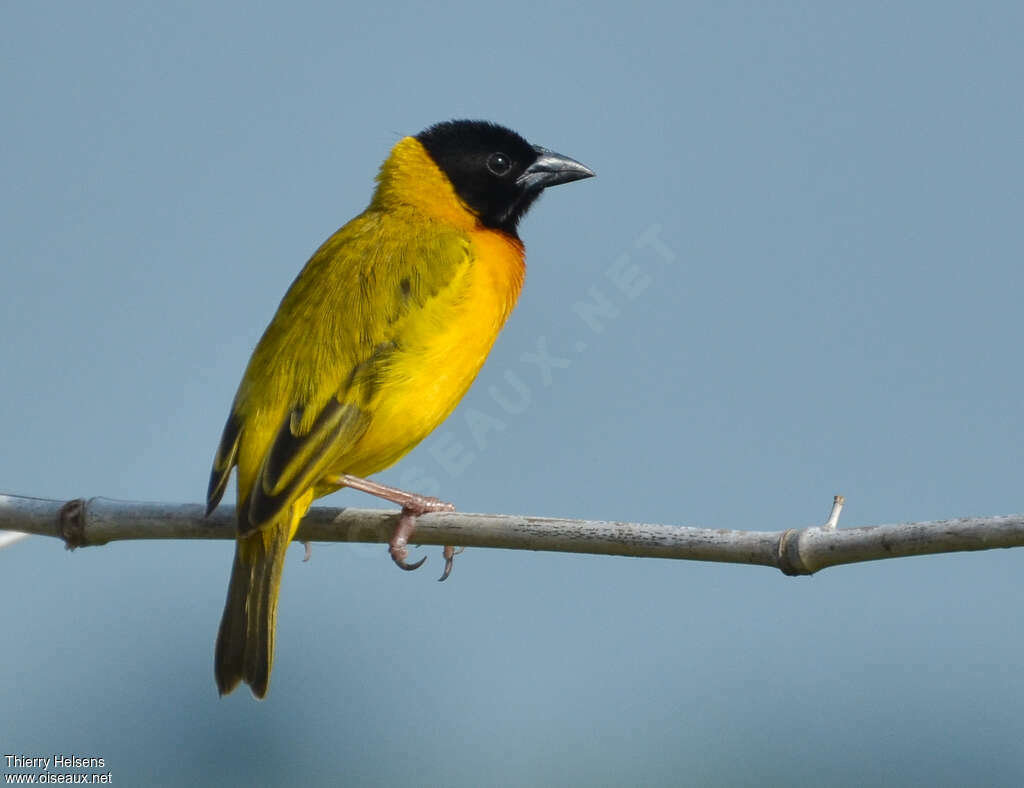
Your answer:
486;152;512;176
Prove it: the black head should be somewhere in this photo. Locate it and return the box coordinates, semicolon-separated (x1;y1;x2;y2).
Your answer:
416;120;593;236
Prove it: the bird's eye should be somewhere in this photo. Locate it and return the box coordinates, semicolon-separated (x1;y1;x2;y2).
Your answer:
486;152;512;176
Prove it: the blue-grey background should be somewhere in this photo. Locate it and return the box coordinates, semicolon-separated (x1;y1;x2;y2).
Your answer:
2;2;1022;785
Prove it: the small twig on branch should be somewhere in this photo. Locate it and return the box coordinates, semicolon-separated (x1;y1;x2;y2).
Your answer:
822;494;845;530
1;492;1022;577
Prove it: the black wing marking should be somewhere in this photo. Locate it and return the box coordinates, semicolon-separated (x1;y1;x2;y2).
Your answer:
242;398;369;534
206;410;242;516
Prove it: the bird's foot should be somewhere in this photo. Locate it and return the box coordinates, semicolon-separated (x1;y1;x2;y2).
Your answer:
388;496;456;575
327;473;461;579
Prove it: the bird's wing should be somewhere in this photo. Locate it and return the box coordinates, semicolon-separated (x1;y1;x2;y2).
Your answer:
242;397;370;533
205;212;472;532
207;411;242;514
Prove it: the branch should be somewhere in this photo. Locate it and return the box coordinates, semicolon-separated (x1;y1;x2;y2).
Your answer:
1;492;1022;576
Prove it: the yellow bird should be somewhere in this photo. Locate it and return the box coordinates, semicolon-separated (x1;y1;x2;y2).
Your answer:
206;120;593;697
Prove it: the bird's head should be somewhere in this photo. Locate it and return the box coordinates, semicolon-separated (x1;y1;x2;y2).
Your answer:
415;120;594;236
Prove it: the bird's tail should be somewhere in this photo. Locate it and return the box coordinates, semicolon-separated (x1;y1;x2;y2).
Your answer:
215;494;310;698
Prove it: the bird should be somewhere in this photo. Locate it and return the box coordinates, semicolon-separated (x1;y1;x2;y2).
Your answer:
206;119;594;698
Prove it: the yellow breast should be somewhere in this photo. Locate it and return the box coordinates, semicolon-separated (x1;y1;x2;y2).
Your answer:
336;226;525;477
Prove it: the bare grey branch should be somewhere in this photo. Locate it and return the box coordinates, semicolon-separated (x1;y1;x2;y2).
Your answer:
1;492;1021;577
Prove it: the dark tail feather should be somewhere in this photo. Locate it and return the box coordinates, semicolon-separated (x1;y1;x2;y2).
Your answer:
215;527;289;698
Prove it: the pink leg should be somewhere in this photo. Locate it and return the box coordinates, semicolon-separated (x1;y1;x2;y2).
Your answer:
328;474;459;581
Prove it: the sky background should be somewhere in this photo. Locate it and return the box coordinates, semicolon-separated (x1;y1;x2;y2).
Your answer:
2;2;1023;785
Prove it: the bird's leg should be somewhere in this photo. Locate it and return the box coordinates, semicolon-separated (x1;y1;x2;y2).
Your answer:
332;474;454;514
327;474;459;580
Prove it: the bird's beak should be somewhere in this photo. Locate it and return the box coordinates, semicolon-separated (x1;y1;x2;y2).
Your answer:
516;145;595;191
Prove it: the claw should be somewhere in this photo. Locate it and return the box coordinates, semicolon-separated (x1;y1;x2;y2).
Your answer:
438;549;454;582
391;548;427;572
438;545;464;582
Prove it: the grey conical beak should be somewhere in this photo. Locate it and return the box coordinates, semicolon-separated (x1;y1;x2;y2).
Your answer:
516;145;595;191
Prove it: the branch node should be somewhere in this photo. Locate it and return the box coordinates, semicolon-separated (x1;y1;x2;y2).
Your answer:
59;498;87;549
776;528;812;576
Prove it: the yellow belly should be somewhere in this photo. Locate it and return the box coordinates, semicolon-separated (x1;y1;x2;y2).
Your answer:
334;228;524;477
